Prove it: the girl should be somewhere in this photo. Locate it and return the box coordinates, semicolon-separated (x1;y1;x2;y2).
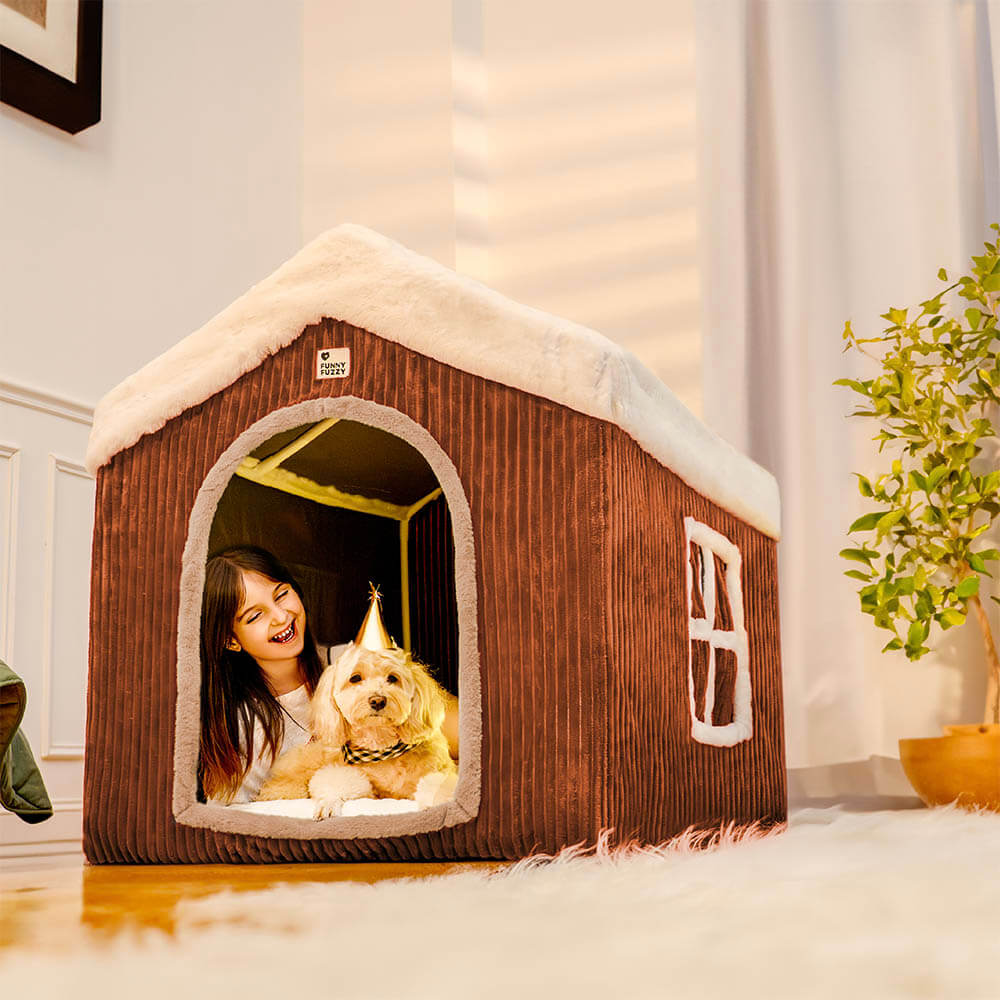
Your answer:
199;546;326;804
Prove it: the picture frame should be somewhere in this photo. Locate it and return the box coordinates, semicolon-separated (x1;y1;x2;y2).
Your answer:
0;0;103;134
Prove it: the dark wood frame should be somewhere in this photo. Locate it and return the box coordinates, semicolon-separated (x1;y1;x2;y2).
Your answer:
0;0;102;134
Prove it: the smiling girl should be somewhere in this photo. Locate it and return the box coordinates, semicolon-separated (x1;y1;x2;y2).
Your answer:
199;546;326;804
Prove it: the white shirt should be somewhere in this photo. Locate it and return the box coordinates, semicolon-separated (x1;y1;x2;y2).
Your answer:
210;643;351;806
212;684;312;805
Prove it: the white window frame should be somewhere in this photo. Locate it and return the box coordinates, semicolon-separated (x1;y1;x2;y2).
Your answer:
684;516;752;747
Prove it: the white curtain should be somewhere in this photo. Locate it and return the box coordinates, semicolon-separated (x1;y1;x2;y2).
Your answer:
696;0;1000;780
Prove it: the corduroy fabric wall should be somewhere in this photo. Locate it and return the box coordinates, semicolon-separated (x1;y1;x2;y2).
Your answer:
84;318;785;863
603;430;787;842
408;495;459;695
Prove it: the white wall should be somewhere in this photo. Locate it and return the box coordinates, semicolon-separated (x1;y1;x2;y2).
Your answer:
1;0;304;407
0;0;303;858
303;0;702;416
303;0;458;267
459;0;701;416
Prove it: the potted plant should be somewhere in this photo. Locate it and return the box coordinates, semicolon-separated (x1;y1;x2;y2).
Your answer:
836;226;1000;809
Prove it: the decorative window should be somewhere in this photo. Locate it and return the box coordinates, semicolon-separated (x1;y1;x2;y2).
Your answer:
684;516;751;747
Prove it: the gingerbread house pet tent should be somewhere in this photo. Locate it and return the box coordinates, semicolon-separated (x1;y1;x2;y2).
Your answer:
83;224;786;864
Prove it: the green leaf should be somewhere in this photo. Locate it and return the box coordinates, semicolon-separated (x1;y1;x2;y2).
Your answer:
901;370;915;407
980;471;1000;495
882;638;904;652
907;620;929;648
840;548;875;565
845;569;874;581
968;552;987;573
855;474;874;498
938;267;949;281
966;308;983;330
956;575;981;598
877;509;906;534
848;512;883;533
833;378;865;392
953;494;983;508
926;466;948;492
882;307;908;327
939;609;966;629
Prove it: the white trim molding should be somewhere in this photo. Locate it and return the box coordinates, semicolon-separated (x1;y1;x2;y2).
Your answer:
0;378;94;427
0;797;84;860
684;516;752;748
40;455;94;761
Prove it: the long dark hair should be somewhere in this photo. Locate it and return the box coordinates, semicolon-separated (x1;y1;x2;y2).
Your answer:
199;546;324;802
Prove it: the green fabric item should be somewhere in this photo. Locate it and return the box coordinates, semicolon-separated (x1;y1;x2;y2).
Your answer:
0;660;53;824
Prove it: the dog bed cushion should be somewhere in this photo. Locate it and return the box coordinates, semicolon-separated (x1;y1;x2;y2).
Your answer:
230;798;420;818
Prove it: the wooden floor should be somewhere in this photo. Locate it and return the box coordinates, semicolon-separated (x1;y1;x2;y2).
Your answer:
1;855;503;952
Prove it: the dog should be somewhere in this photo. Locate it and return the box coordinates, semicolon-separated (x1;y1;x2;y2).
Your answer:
256;643;457;818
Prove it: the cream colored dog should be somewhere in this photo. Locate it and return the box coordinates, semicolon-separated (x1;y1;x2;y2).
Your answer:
257;644;457;818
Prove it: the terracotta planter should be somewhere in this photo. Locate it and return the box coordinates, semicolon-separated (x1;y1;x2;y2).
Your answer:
899;724;1000;810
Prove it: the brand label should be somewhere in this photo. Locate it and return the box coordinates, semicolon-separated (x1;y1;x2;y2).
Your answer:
316;347;351;379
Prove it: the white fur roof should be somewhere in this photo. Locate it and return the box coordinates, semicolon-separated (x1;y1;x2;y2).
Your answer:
85;224;780;539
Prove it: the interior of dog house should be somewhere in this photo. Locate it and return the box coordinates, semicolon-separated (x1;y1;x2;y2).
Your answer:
210;417;459;695
82;223;786;865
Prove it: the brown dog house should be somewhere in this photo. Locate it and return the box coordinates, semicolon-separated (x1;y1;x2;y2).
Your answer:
83;225;786;863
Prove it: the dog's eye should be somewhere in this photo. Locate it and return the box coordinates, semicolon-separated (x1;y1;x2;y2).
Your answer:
349;673;362;684
387;674;399;685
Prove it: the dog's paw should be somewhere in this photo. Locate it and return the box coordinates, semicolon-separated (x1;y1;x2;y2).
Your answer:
414;771;458;809
313;797;345;819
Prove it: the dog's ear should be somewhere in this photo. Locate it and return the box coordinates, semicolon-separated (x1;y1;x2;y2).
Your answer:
310;659;351;749
399;658;446;744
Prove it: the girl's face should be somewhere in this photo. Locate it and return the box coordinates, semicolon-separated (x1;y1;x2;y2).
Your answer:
229;570;306;666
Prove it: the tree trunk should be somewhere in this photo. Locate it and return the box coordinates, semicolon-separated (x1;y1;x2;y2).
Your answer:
968;593;1000;724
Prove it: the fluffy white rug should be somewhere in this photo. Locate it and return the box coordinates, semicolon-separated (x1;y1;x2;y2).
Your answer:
8;806;1000;999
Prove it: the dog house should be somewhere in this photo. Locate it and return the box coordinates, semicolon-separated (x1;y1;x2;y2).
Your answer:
82;225;786;864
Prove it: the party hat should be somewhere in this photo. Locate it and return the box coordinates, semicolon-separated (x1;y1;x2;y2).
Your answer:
354;582;397;651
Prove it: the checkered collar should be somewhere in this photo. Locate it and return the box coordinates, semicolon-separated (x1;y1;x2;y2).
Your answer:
341;740;416;765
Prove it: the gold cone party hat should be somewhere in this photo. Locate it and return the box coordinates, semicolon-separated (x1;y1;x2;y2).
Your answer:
354;582;397;651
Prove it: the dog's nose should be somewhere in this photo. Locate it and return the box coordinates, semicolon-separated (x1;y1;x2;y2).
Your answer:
369;695;387;712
